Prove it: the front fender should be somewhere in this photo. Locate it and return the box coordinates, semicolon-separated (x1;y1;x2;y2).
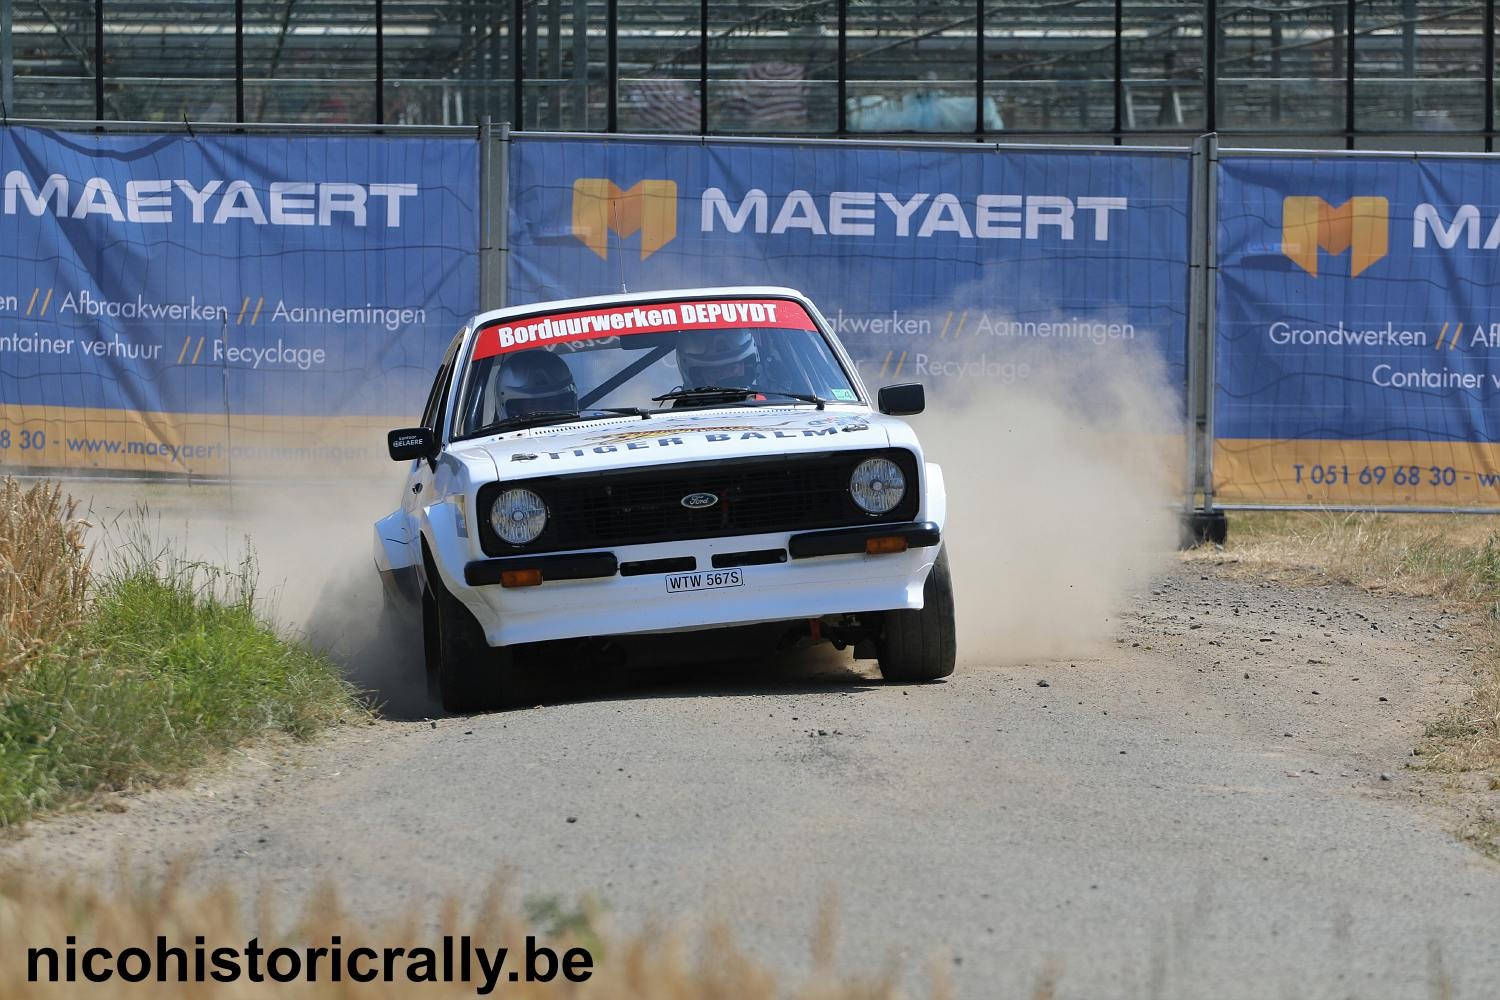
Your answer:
923;461;947;530
418;499;474;598
374;507;422;608
374;509;414;573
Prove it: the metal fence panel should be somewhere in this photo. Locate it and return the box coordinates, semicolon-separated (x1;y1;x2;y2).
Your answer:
1212;149;1500;508
0;125;479;476
503;133;1193;414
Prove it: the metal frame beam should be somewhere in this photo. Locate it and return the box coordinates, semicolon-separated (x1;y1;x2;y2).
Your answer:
836;0;846;136
606;0;616;132
374;0;384;124
234;0;244;122
1487;0;1496;152
1112;0;1123;143
1;3;1495;147
2;0;14;115
93;0;103;120
511;0;523;129
1345;0;1357;148
699;0;708;134
975;0;985;137
1205;0;1217;133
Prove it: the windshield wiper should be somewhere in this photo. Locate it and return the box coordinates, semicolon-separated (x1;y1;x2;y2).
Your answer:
760;389;826;409
469;410;583;436
470;407;652;437
650;386;826;410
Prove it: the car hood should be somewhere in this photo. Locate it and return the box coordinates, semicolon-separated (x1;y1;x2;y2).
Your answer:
452;405;909;479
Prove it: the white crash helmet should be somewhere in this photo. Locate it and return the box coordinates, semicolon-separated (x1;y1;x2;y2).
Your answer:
492;349;578;419
676;330;761;387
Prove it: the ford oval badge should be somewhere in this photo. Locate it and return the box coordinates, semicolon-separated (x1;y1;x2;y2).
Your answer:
681;492;719;510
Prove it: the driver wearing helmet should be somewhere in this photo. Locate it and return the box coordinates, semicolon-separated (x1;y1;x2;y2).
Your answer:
675;330;762;390
486;349;578;422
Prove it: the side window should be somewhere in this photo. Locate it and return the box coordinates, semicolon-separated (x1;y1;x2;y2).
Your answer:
417;366;447;430
419;330;466;434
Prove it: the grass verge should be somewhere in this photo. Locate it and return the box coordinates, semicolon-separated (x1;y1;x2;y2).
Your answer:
0;479;362;826
1189;511;1500;772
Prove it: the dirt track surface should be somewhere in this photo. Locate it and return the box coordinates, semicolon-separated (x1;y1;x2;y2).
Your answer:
7;560;1500;999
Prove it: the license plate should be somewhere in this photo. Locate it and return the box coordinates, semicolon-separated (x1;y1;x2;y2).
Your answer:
664;568;744;594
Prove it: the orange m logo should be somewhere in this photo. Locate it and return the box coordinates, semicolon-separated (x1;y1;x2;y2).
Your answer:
1282;196;1389;277
571;179;678;260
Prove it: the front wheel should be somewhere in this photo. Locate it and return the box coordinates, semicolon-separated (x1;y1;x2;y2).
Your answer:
423;562;507;714
876;548;956;682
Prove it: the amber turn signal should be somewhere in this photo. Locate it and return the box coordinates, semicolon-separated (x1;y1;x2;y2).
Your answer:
864;536;909;555
499;568;544;587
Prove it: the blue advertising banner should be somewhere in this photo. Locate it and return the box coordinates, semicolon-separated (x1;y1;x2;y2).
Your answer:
1217;154;1500;506
506;137;1190;397
0;127;478;474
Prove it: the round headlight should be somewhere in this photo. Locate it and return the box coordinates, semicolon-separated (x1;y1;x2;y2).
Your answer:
489;488;547;545
849;457;906;514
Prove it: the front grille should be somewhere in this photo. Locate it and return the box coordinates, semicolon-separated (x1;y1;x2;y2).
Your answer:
477;449;920;556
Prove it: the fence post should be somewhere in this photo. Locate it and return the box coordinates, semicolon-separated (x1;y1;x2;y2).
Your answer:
1200;133;1219;516
1185;135;1207;511
497;121;510;308
1183;132;1226;545
478;117;493;311
478;117;510;312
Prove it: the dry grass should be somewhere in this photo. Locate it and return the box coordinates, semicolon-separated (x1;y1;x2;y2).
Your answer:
0;866;955;999
1189;511;1500;771
0;479;90;683
1457;817;1500;864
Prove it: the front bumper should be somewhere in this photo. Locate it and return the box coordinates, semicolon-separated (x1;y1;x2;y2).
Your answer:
450;522;942;647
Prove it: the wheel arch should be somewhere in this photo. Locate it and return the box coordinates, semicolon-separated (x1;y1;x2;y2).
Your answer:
922;461;947;529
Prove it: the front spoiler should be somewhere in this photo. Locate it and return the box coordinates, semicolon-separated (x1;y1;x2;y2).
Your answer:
449;528;942;647
463;521;940;586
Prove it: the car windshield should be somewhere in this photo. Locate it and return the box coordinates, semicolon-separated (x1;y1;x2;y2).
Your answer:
453;296;859;439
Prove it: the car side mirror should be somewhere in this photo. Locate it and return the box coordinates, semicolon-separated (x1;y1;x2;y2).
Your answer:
877;383;925;416
388;427;436;462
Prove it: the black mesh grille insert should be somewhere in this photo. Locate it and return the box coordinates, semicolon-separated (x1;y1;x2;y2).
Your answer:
478;449;919;556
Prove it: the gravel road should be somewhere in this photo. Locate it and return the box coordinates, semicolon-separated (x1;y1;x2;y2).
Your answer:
6;558;1499;999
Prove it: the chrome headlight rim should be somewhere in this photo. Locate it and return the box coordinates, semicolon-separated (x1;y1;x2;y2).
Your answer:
849;457;906;515
488;487;548;545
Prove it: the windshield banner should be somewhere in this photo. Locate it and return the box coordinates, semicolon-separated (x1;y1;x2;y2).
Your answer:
506;137;1190;404
1216;154;1500;507
473;297;816;360
0;127;477;475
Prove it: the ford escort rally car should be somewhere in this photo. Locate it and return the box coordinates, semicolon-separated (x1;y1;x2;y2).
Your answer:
375;286;955;712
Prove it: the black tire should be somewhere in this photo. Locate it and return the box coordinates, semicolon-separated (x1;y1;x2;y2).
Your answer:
421;586;442;702
422;545;506;714
435;585;507;713
876;548;957;682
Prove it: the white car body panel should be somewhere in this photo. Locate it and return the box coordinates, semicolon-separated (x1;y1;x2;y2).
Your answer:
376;286;946;649
472;536;935;647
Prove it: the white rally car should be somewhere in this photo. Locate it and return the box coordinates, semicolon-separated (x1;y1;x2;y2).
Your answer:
375;287;954;712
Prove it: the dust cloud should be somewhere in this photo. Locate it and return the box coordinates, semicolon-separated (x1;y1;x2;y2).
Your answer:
913;340;1181;664
77;474;434;718
237;480;432;718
